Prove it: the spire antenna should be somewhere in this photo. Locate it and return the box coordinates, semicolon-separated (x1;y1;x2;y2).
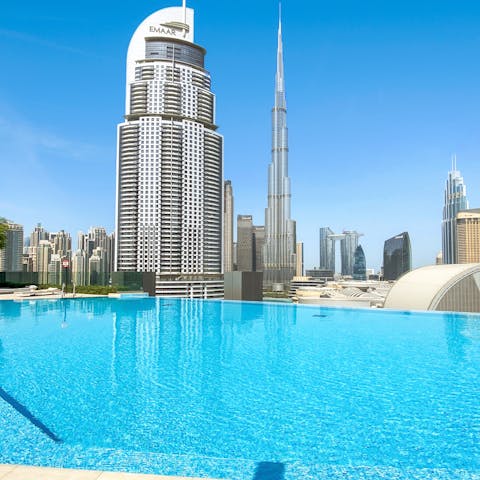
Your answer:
183;0;187;24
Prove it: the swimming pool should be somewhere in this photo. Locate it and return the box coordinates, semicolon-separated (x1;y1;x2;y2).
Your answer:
0;298;479;479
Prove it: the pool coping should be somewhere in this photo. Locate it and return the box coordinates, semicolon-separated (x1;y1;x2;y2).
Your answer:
0;464;217;479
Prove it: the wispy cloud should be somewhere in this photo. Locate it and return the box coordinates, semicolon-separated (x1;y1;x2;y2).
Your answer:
0;106;108;168
0;28;101;58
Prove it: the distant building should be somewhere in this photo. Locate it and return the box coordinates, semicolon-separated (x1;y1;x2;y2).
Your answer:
305;268;334;279
341;231;363;276
224;181;234;273
52;230;72;257
0;222;23;273
263;10;296;288
36;240;52;284
456;209;480;263
353;245;367;280
296;242;304;277
253;225;265;272
442;157;468;264
89;247;108;286
319;227;335;272
48;254;62;285
72;250;88;287
383;232;412;281
436;251;443;265
237;215;254;272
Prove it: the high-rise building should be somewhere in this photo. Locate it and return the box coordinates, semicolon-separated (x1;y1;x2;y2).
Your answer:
72;249;88;286
36;240;52;284
296;242;304;277
52;230;72;257
224;180;234;273
456;209;480;263
442;157;468;264
253;225;265;272
237;215;254;272
353;245;366;281
263;9;296;288
0;222;23;273
30;224;48;272
319;227;335;272
341;231;363;276
383;232;412;281
115;4;223;298
89;247;108;286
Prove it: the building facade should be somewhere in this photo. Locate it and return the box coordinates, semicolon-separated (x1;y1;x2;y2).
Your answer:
237;215;254;272
352;245;367;281
263;12;296;289
442;157;468;264
253;225;265;272
383;232;412;281
115;5;223;297
0;222;23;273
456;209;480;263
341;231;363;276
223;180;234;273
319;227;335;272
296;242;304;277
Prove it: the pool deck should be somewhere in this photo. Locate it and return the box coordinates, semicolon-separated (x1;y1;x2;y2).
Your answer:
0;464;214;480
0;293;105;301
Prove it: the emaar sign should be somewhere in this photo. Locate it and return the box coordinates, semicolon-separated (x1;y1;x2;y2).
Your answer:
149;21;190;39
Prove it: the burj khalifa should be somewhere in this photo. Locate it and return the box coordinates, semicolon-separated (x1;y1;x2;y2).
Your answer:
263;9;296;288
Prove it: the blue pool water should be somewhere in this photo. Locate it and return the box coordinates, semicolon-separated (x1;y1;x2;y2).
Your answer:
0;298;479;479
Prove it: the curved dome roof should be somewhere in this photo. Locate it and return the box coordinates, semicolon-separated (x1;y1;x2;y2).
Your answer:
383;264;480;312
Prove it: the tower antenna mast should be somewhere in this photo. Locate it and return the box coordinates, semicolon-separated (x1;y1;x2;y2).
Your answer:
183;0;187;24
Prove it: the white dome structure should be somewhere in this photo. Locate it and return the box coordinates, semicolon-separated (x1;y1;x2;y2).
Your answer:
383;264;480;312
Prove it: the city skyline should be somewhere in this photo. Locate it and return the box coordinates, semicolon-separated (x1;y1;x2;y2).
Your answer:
1;0;480;270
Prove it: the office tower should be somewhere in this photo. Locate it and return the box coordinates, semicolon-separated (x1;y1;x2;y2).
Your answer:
263;9;296;288
224;180;234;273
36;240;52;284
115;4;223;297
442;157;468;264
319;227;336;272
237;215;254;272
295;242;304;277
456;209;480;263
353;245;367;281
341;231;363;276
253;225;265;272
0;222;23;272
72;249;88;286
383;232;412;281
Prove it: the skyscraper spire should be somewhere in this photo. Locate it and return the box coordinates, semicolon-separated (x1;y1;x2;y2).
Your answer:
275;2;285;107
442;158;468;264
263;4;296;289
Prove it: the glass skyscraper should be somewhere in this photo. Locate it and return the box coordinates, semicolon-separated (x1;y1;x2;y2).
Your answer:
383;232;412;281
263;10;296;288
442;157;468;264
319;227;335;272
341;231;362;276
353;245;367;281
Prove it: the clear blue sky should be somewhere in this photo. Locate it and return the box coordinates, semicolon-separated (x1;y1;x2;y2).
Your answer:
1;0;479;270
